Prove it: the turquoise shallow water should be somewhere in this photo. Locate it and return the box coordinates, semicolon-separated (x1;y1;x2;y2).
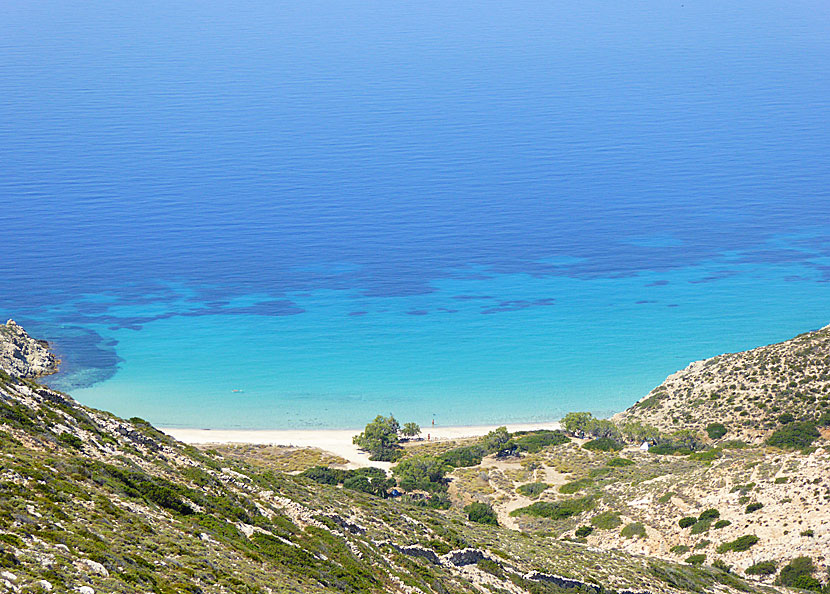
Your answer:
2;0;829;428
64;256;830;429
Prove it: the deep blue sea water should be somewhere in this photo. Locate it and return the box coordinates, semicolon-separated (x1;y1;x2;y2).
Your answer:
2;0;829;428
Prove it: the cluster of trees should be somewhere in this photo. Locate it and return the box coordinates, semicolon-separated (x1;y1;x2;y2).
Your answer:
560;412;708;453
352;415;422;461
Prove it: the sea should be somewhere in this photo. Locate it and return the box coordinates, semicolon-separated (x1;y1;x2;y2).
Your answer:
2;0;829;429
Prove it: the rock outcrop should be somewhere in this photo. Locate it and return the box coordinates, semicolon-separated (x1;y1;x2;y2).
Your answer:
0;320;58;378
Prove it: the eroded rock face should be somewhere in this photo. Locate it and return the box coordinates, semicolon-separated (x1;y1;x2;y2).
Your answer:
0;320;59;379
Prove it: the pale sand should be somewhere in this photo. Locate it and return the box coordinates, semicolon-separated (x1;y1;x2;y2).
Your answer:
163;421;561;470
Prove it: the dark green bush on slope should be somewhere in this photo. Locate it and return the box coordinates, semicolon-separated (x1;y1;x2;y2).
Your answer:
464;502;498;525
706;423;727;439
766;421;820;450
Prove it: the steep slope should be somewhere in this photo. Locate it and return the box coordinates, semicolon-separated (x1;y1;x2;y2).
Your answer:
0;360;774;593
613;325;830;443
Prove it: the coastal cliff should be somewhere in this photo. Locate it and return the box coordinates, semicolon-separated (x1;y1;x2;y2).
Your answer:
0;320;58;379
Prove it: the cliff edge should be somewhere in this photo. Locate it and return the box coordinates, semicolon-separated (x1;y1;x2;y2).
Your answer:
0;319;59;379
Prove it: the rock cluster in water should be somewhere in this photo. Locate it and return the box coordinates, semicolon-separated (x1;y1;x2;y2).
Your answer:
0;319;59;378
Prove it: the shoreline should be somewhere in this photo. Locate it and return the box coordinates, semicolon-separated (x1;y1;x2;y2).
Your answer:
163;421;562;469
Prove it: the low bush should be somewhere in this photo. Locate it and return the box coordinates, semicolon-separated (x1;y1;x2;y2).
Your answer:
685;554;706;565
744;560;776;576
621;522;646;539
713;519;731;529
516;482;548;498
778;556;820;590
690;519;712;535
58;432;83;449
706;423;727;439
745;502;763;514
670;545;690;554
512;430;570;453
464;502;498;525
590;511;621;529
559;478;593;494
678;516;697;529
800;529;814;537
606;457;635;467
766;421;820;450
698;508;720;521
716;534;759;553
439;446;484;468
574;525;593;537
510;497;594;520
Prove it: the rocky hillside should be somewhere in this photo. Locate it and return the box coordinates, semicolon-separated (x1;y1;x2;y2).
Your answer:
0;336;770;593
0;320;58;379
613;325;830;443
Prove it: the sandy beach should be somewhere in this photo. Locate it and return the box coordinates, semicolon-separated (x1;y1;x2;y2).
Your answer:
164;421;561;469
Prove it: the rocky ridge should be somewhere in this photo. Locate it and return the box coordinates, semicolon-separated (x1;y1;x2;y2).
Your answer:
612;324;830;443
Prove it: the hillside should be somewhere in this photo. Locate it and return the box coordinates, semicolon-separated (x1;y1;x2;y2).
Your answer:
0;327;774;594
613;325;830;444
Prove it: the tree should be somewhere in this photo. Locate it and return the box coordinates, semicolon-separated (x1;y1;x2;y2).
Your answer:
561;412;594;436
401;422;421;440
353;414;402;461
671;429;703;451
483;426;512;452
621;421;660;444
392;455;447;492
586;418;620;440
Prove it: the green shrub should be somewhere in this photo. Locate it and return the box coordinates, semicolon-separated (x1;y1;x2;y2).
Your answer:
582;437;623;452
774;476;789;484
745;502;763;514
439;446;484;468
766;421;820;450
689;449;721;462
510;497;594;520
713;519;731;529
744;561;776;576
800;529;814;537
658;492;675;504
476;558;504;578
590;511;621;529
706;423;727;439
621;522;646;539
516;482;548;498
58;432;83;449
778;412;794;424
685;554;706;565
698;509;720;521
670;545;690;554
694;539;710;549
678;516;697;528
690;519;712;535
559;478;593;494
648;443;684;455
778;556;819;590
512;430;570;453
711;559;732;573
464;502;498;525
606;457;635;467
716;535;759;553
574;525;593;538
392;455;447;493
